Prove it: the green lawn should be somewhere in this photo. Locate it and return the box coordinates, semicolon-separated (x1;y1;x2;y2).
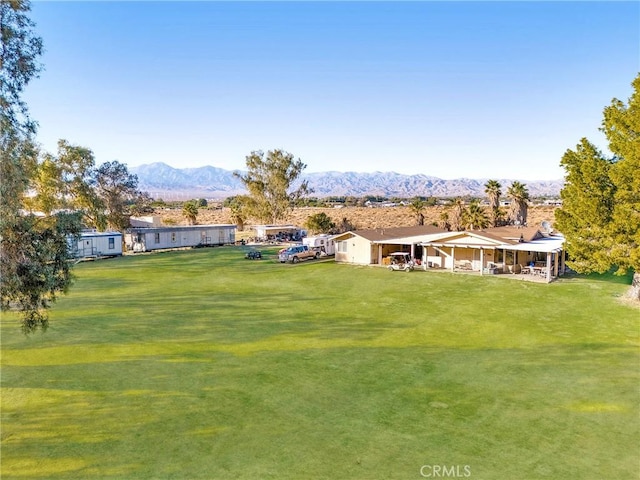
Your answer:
1;247;638;479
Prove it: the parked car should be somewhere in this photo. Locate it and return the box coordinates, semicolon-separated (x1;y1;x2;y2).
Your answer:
387;252;414;272
278;245;319;263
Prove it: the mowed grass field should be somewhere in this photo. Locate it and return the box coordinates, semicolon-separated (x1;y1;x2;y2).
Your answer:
1;247;638;479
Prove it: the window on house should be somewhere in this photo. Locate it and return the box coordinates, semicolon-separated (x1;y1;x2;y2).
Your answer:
337;240;348;252
171;232;176;243
108;237;115;249
533;252;546;262
155;232;160;244
505;251;514;264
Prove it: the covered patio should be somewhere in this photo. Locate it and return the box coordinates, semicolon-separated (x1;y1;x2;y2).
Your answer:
419;230;566;283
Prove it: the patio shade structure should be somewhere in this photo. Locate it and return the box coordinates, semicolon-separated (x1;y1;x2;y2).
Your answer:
419;230;566;283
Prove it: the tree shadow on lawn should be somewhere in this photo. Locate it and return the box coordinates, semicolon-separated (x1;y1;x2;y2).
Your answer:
561;268;635;286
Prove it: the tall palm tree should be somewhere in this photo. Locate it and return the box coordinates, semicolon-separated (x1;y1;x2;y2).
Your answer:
484;179;502;227
449;197;466;231
228;204;245;231
463;199;490;230
408;197;426;225
507;181;530;226
182;200;198;225
438;211;451;231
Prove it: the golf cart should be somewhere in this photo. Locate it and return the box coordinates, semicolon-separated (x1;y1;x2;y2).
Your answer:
244;249;262;260
387;252;414;272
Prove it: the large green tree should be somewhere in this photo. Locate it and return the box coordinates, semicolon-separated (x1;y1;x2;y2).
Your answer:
1;0;82;332
234;149;310;224
304;212;336;234
93;160;141;232
554;139;615;272
27;142;149;233
557;74;640;299
27;139;105;228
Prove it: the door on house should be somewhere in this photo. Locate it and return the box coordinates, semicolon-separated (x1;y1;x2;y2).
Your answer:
136;233;146;251
82;238;95;257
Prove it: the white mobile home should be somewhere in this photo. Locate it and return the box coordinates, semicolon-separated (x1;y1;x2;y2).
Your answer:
303;234;335;255
130;216;162;228
125;224;236;252
70;231;123;259
252;225;304;241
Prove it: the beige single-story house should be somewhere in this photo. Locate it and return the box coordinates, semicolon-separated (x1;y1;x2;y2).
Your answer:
420;226;566;282
333;225;565;283
333;225;446;266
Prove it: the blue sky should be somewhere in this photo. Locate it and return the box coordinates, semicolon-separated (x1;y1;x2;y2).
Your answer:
24;1;639;180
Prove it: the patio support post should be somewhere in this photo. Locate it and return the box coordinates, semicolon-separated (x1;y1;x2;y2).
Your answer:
554;253;559;278
480;248;484;275
503;248;507;273
546;252;552;282
451;246;455;272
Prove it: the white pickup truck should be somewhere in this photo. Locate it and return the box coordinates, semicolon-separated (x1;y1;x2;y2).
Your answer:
278;245;320;263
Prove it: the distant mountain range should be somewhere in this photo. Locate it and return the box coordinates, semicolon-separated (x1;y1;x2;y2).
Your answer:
130;162;564;200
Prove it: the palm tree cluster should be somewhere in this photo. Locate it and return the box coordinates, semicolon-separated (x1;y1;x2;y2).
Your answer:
483;179;530;227
484;179;504;227
440;180;530;232
506;181;530;226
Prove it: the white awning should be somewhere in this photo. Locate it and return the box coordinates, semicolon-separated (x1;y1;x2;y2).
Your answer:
497;235;565;253
421;234;565;254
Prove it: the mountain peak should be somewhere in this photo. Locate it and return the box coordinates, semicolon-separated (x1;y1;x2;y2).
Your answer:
130;163;563;199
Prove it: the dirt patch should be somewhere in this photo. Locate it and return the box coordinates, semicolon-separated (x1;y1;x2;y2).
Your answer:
154;205;557;232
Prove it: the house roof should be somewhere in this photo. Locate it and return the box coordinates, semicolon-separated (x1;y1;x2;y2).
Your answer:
252;224;299;230
344;225;446;242
504;234;565;253
476;226;542;243
420;228;564;253
331;225;560;253
80;231;122;238
128;224;236;233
